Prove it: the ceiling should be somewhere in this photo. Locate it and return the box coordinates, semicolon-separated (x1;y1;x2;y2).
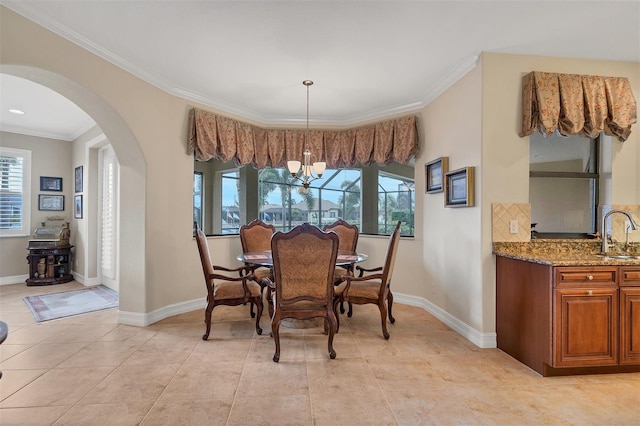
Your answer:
1;1;639;141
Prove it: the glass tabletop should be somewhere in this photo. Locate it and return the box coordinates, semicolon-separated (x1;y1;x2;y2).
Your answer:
238;251;367;267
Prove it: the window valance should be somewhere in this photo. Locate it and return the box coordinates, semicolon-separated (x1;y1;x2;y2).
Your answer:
187;108;419;168
520;71;637;141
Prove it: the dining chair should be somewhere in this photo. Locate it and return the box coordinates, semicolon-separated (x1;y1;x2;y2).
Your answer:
194;222;263;340
323;218;359;314
338;221;401;339
239;219;276;317
264;223;343;362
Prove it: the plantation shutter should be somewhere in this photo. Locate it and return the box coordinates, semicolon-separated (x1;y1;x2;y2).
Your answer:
0;147;31;236
100;147;117;279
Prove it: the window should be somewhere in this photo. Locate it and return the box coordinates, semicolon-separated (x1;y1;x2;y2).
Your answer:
221;169;240;234
0;147;31;237
193;157;414;236
529;133;599;237
258;168;361;232
378;172;414;236
193;171;203;231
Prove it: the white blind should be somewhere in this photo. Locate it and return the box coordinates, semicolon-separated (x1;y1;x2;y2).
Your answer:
101;148;116;278
0;148;30;235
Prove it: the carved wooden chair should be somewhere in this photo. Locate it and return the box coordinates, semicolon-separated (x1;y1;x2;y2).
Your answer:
194;222;263;340
263;223;343;362
338;221;401;339
239;219;276;317
323;219;359;314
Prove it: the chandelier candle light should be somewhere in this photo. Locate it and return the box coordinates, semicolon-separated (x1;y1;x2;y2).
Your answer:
287;80;326;189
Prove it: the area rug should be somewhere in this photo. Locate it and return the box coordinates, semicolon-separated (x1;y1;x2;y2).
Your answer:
23;285;119;322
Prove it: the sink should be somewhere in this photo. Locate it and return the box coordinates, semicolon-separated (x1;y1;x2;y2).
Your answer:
596;253;640;260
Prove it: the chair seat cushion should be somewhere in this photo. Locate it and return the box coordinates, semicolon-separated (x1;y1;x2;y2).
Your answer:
334;281;348;295
253;268;272;282
214;281;261;300
345;281;381;300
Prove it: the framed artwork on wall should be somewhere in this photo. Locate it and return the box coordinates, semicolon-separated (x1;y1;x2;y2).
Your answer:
74;195;83;219
39;194;65;211
40;176;62;192
425;157;448;193
445;167;474;207
75;166;83;193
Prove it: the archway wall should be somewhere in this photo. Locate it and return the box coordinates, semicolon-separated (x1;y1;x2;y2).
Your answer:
1;6;209;315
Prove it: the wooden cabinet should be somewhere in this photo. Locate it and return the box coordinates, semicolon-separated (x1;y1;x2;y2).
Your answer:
26;245;74;286
620;266;640;365
553;266;618;367
496;257;639;376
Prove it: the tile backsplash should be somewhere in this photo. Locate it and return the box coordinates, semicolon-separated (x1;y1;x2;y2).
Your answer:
492;203;531;242
601;204;640;244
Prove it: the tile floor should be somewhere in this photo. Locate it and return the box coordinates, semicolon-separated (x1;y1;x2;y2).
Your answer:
0;281;638;425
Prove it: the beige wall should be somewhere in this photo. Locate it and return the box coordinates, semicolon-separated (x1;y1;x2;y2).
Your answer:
0;132;72;280
417;62;485;333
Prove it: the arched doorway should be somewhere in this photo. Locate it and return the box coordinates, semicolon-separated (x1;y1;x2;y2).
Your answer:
3;65;147;319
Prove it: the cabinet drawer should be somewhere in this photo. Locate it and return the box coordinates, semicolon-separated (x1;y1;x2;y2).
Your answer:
621;267;640;286
554;267;617;288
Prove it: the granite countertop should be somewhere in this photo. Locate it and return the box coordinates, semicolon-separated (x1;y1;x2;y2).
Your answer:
493;239;640;266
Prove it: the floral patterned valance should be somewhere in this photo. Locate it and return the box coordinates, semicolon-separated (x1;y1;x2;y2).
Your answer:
520;71;637;141
187;108;419;168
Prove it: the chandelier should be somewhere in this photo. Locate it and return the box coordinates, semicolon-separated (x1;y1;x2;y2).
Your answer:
287;80;326;189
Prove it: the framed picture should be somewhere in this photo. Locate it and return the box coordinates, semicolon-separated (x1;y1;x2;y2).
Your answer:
425;157;448;193
40;176;62;192
445;167;474;207
75;166;83;193
39;194;65;211
74;195;83;219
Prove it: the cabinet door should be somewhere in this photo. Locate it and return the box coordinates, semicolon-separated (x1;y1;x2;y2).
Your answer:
554;288;618;367
620;287;640;365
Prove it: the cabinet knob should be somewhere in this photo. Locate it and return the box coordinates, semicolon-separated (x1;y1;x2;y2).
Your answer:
587;290;593;295
587;275;594;280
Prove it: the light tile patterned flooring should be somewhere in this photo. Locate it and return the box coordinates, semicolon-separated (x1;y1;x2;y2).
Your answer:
0;281;638;425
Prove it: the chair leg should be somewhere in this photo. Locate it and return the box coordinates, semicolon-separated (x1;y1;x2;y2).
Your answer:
249;302;256;318
202;303;214;341
339;301;345;314
271;315;281;362
333;298;341;333
347;302;354;318
388;290;395;324
327;311;337;359
254;298;263;335
266;288;274;320
378;301;390;340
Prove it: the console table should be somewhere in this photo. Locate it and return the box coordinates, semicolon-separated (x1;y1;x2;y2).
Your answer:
26;244;74;286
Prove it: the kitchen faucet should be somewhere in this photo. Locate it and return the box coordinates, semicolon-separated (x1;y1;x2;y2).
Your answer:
600;210;637;254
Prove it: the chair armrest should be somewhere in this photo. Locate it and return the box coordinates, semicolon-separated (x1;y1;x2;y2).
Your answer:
355;265;383;277
208;273;247;282
213;264;250;277
346;273;384;283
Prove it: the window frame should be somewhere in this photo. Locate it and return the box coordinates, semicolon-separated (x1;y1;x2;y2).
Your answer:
0;147;32;237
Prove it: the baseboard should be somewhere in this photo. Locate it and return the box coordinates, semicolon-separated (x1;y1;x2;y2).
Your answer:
118;297;206;327
393;292;497;349
116;291;496;349
0;275;28;286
